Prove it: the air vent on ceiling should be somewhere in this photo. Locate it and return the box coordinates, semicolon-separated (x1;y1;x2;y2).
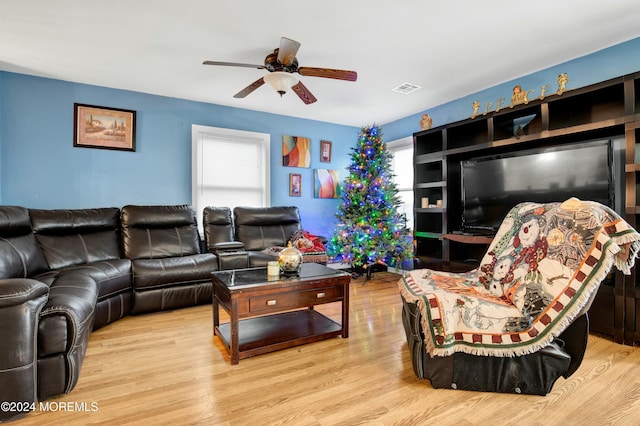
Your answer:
392;82;421;94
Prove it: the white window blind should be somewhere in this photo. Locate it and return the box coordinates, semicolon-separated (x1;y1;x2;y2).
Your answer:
192;125;270;232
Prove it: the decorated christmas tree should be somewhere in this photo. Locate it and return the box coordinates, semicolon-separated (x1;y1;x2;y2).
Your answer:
328;125;413;272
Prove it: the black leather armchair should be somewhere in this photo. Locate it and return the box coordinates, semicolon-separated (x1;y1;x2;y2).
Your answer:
400;295;589;395
399;200;640;395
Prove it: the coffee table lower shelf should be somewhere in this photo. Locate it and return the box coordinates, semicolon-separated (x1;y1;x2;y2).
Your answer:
216;309;343;361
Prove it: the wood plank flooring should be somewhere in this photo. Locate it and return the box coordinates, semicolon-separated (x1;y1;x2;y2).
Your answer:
14;272;640;425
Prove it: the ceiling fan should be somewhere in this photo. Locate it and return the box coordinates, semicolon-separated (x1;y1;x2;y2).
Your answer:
203;37;357;104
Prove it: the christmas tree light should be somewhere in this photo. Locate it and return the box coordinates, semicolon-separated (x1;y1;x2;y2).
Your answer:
328;125;413;271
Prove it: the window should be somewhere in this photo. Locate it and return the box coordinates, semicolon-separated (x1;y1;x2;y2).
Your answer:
387;136;414;231
192;125;270;231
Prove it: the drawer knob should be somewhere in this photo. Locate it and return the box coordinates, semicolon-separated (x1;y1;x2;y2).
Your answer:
266;299;277;306
317;292;326;298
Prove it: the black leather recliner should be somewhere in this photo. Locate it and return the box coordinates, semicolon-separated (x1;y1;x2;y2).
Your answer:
203;206;305;268
121;204;218;314
29;207;131;330
234;206;303;267
1;206;102;402
400;295;590;395
399;199;640;395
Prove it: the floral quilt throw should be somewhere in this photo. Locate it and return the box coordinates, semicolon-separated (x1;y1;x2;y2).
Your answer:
399;198;640;357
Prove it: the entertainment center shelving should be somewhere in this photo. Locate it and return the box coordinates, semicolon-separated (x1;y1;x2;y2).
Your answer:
413;71;640;344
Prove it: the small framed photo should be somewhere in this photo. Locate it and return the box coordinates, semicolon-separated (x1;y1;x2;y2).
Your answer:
289;173;302;197
74;103;136;151
320;140;332;163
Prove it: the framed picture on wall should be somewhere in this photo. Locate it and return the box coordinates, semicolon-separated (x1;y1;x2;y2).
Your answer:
282;135;311;167
314;169;341;198
73;103;136;151
320;140;332;163
289;173;302;197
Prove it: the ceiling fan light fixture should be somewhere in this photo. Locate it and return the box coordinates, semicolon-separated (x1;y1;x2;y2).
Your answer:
264;71;299;97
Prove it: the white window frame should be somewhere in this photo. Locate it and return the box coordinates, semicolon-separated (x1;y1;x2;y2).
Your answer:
387;136;414;231
192;125;270;233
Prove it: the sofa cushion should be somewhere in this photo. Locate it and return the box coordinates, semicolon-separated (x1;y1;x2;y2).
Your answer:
233;206;301;251
203;206;234;250
30;208;121;270
131;254;217;289
0;206;49;279
121;205;201;259
36;259;131;302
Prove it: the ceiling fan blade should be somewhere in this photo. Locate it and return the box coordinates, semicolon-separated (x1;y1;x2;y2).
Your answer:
203;60;265;69
277;37;301;66
233;77;265;98
298;67;357;82
291;81;317;104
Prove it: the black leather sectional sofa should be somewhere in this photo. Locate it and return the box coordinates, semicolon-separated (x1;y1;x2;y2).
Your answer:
0;204;306;421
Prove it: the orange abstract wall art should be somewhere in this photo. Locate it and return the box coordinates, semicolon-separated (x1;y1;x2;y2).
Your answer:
282;135;311;167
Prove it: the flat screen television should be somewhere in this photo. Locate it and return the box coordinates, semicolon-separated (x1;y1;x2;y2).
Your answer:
460;139;614;235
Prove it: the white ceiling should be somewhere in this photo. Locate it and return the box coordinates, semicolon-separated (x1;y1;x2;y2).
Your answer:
2;1;640;127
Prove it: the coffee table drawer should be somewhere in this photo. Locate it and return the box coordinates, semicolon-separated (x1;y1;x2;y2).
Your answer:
249;286;341;313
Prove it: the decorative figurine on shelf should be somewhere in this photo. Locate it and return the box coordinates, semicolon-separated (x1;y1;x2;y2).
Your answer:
514;124;525;139
483;101;493;115
510;85;532;107
278;242;303;275
539;84;551;100
471;100;481;119
557;73;569;95
420;113;433;130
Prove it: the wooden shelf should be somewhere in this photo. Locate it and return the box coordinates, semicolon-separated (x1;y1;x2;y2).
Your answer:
414;231;442;239
413;70;640;344
216;310;342;358
415;181;445;189
441;233;493;245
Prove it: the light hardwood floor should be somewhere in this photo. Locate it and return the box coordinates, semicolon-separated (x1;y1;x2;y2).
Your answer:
13;272;640;425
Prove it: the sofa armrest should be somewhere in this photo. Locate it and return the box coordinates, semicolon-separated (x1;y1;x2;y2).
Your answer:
212;241;245;253
0;279;49;421
212;242;248;270
0;278;49;308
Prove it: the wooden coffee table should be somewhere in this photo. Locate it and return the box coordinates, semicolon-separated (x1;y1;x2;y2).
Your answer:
211;262;351;364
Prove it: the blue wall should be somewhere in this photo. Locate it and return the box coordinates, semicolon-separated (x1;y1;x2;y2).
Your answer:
2;37;640;235
384;37;640;142
0;72;358;236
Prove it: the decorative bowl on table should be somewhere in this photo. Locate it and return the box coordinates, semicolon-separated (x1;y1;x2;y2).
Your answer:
278;242;303;275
